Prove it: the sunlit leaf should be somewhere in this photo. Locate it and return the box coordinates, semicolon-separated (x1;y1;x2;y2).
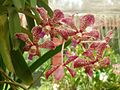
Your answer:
11;50;33;85
12;0;26;10
8;7;21;50
0;14;14;72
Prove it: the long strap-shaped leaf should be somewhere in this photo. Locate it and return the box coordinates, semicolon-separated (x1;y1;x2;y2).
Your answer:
30;40;71;72
0;55;6;90
11;50;33;85
8;7;21;50
0;15;14;72
12;0;26;10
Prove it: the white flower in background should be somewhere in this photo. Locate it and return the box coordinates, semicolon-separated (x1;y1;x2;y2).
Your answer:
53;83;59;90
99;72;108;82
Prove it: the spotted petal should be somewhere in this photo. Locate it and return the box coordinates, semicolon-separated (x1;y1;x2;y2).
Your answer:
85;66;93;77
80;14;95;32
90;42;100;49
100;57;110;67
53;65;64;80
32;26;45;43
61;17;77;30
83;30;100;39
74;58;88;68
52;9;64;23
16;33;29;42
63;55;78;66
37;7;48;22
45;65;60;79
83;48;94;60
65;65;76;77
105;30;113;43
57;29;69;40
40;41;56;49
96;42;107;58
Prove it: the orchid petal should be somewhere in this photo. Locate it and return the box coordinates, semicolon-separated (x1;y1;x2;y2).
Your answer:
80;14;95;32
85;66;93;77
40;41;56;49
57;29;68;40
23;44;31;51
45;65;60;79
83;48;94;60
100;57;110;67
83;30;100;39
32;26;43;43
90;42;100;49
37;7;48;22
74;58;88;68
52;9;64;23
67;29;77;36
28;45;38;60
72;38;77;47
16;33;29;42
63;55;78;66
61;17;77;30
96;42;107;57
65;65;76;77
53;65;64;80
16;33;33;46
105;30;113;43
82;43;88;49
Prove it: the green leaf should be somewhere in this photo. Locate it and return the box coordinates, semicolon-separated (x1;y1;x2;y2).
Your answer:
0;6;7;15
11;50;33;85
8;7;21;50
0;14;14;72
29;40;71;72
12;0;26;10
30;0;37;8
25;10;35;31
0;0;4;5
37;0;53;17
31;8;41;24
0;55;6;90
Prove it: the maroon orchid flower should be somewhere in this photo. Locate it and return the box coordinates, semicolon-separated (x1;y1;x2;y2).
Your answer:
37;7;77;40
82;30;100;39
45;55;77;80
16;26;55;60
79;14;95;33
100;57;111;68
85;65;93;77
83;48;95;60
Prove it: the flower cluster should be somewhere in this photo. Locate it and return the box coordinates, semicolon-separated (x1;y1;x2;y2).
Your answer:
16;7;113;80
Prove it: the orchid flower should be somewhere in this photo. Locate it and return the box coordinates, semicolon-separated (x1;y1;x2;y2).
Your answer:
45;55;78;80
37;7;77;40
16;26;55;60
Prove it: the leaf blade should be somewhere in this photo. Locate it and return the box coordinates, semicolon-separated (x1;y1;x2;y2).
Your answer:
11;50;33;85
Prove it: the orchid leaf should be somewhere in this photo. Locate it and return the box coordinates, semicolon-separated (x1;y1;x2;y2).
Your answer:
11;50;33;85
8;7;21;50
0;14;14;72
30;0;37;8
12;0;26;10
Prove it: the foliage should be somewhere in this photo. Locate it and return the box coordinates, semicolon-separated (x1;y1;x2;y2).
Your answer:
0;0;119;90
